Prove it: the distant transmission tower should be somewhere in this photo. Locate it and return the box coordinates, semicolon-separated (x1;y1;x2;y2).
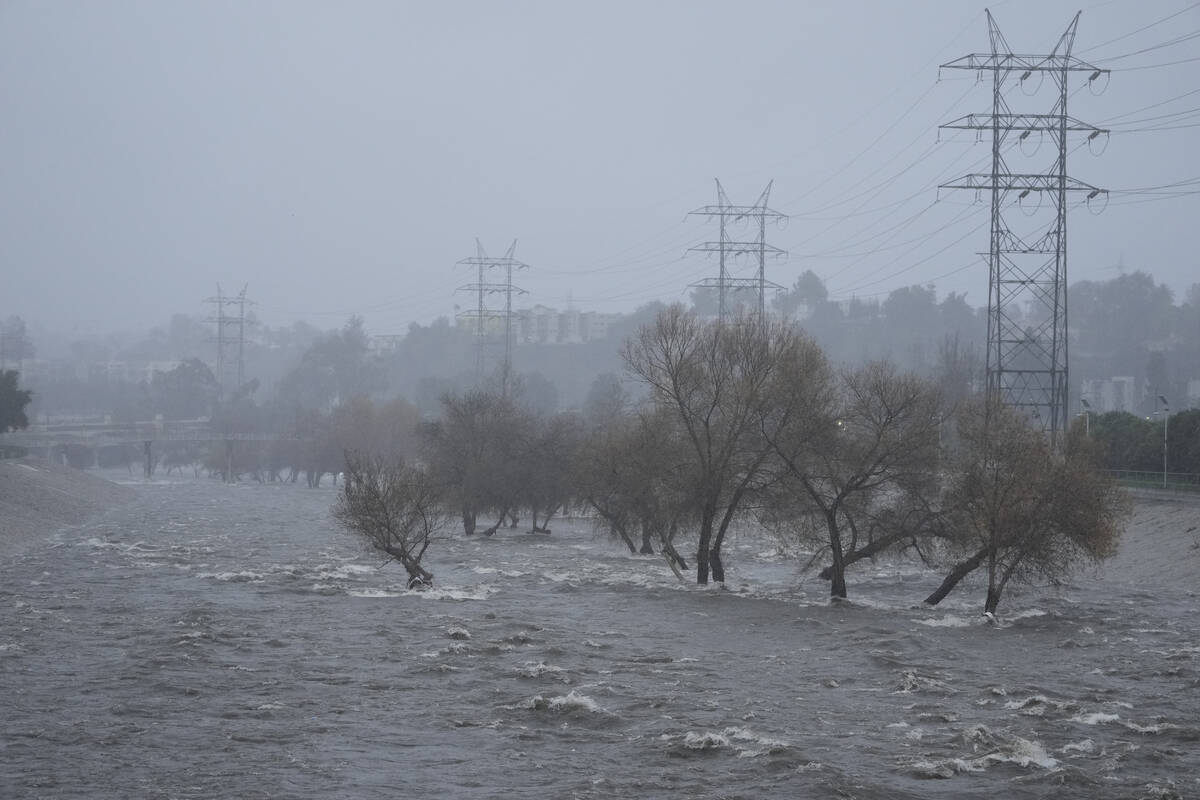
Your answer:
939;11;1107;446
456;240;528;396
689;179;787;322
204;283;253;399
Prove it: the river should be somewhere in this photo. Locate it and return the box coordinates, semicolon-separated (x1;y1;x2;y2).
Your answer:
2;475;1197;798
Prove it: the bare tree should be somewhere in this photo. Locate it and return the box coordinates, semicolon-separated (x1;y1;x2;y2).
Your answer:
517;412;583;533
333;451;448;588
622;306;817;584
763;361;944;600
420;390;530;536
925;398;1130;613
576;406;696;575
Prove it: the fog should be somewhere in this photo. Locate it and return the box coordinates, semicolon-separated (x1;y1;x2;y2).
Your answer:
2;0;1197;340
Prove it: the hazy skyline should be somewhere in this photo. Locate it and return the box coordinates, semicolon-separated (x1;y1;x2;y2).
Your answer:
2;0;1197;339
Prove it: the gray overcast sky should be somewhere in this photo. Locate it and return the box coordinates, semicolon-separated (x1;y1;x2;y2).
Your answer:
2;0;1197;338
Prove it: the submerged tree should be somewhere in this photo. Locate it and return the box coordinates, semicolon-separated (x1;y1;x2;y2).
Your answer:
622;307;812;584
516;412;583;533
926;399;1129;614
763;361;944;600
576;406;696;574
333;452;448;588
420;390;530;536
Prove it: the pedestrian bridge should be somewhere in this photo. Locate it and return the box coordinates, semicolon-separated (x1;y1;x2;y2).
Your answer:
0;419;303;478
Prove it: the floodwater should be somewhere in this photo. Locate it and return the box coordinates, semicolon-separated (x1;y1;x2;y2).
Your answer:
2;477;1197;799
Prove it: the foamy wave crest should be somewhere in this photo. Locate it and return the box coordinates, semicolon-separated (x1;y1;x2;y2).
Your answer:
1071;711;1120;726
1003;694;1078;716
346;588;403;598
894;670;957;694
961;724;1058;769
472;566;528;577
902;725;1058;778
1007;608;1049;621
1121;720;1180;735
313;563;377;580
510;690;607;714
918;614;978;628
900;757;985;778
516;661;569;681
673;727;792;758
413;585;497;601
198;570;266;583
82;537;158;555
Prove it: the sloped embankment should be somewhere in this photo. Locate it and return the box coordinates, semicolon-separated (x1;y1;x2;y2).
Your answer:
1093;491;1200;587
0;457;135;558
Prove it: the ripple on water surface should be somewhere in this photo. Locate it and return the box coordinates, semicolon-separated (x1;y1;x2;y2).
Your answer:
1;477;1197;799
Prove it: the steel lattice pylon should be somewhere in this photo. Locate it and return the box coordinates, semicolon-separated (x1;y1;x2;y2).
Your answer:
204;283;252;399
688;179;787;323
456;239;528;396
940;10;1108;447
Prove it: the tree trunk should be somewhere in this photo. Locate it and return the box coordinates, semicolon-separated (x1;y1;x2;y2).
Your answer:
658;521;687;573
985;554;1024;615
529;507;551;534
984;585;1001;615
536;505;557;534
826;511;847;599
695;505;716;584
614;523;636;552
818;530;911;580
924;546;989;606
461;508;477;536
387;545;433;589
481;519;502;536
590;502;636;552
710;547;725;583
639;523;655;555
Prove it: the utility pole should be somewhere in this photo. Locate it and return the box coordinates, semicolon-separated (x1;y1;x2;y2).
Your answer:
939;11;1107;449
1158;394;1169;489
204;283;253;399
688;179;787;323
456;240;528;396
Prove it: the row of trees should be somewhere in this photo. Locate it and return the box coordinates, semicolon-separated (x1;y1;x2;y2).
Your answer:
336;306;1129;615
1087;408;1200;476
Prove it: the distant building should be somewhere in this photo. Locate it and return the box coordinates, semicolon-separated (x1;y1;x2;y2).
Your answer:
369;335;404;356
1081;376;1137;414
1187;379;1200;409
513;306;620;345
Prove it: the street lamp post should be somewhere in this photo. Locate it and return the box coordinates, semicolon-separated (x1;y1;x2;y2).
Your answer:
1158;395;1169;489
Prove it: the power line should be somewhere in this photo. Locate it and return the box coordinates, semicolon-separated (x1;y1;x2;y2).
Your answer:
1076;2;1200;55
1117;54;1200;71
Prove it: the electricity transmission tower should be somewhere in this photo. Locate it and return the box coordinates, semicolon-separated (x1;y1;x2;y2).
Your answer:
456;239;528;395
204;283;253;399
939;11;1107;446
689;179;787;322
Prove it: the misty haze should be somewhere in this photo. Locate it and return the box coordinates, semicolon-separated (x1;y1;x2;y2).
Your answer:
2;2;1198;798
